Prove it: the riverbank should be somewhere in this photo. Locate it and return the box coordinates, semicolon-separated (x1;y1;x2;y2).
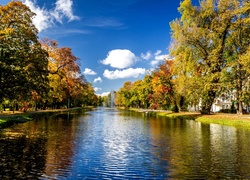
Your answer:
123;108;250;128
196;114;250;128
0;107;91;129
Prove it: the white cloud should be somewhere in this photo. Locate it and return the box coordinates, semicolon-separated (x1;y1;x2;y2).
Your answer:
103;68;146;79
101;49;137;69
154;50;162;56
94;87;102;92
54;0;79;22
140;50;172;67
22;0;79;32
23;0;52;32
83;68;97;75
141;51;152;60
140;50;171;67
93;77;103;83
151;53;171;66
96;92;111;97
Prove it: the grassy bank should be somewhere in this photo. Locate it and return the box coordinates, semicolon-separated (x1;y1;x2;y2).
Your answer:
196;114;250;128
0;107;90;129
121;107;250;128
157;112;201;120
122;107;201;120
0;114;34;129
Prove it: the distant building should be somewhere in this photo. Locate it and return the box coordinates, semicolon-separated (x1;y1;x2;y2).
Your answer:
188;91;250;113
211;92;236;112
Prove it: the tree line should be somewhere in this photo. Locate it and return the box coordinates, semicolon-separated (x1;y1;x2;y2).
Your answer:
116;60;179;111
116;0;250;114
0;2;98;112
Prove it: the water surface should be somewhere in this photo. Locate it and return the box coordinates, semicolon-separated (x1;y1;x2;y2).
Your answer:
1;108;250;179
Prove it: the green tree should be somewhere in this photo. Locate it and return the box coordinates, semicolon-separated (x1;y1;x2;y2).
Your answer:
170;0;242;114
130;80;143;108
223;1;250;114
116;81;132;108
0;1;49;103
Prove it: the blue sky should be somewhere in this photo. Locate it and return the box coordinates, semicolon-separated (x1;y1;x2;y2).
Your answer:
1;0;199;96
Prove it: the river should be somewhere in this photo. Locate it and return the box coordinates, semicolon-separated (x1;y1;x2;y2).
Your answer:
1;108;250;179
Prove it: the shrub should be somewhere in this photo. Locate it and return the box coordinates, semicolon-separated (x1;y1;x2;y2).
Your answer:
219;109;236;114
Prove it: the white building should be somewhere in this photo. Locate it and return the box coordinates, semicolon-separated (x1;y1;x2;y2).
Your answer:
211;92;236;112
188;91;250;113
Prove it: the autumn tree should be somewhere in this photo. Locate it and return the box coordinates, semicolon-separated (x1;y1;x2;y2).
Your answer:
141;75;153;109
130;80;143;108
171;47;202;111
170;0;244;114
41;39;93;108
149;60;175;110
116;60;176;110
116;81;133;108
81;83;98;107
222;0;250;114
70;75;88;107
0;1;49;104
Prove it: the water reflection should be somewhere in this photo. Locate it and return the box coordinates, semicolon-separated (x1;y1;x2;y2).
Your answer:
68;108;169;179
0;109;250;179
147;116;250;179
0;112;82;179
0;134;47;179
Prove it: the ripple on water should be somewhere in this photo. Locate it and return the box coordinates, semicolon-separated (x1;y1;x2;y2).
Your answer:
2;109;250;179
60;115;169;179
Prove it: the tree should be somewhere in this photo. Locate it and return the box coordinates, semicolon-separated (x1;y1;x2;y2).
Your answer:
41;39;81;108
116;61;176;110
142;75;153;109
82;83;98;106
170;0;243;114
171;47;203;111
149;60;175;110
116;81;132;108
130;80;143;108
0;1;49;103
223;1;250;114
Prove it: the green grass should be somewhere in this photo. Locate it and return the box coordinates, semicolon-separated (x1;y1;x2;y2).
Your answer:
155;112;201;121
125;107;250;129
196;116;250;128
0;115;32;129
0;119;7;124
0;107;90;129
122;107;201;120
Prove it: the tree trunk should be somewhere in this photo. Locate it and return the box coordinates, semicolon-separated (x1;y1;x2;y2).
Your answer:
43;100;48;110
179;96;185;111
236;64;244;115
0;71;2;102
67;98;70;109
237;100;243;115
15;103;18;111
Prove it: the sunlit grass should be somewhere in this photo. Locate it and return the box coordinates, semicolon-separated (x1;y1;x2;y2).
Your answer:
0;119;7;124
0;113;35;129
0;115;32;129
0;107;88;129
124;107;250;128
196;115;250;128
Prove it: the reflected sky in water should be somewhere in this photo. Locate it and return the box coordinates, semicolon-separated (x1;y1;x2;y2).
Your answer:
1;108;250;179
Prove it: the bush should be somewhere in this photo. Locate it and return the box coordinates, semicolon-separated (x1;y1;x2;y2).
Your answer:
171;104;179;113
219;109;236;114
